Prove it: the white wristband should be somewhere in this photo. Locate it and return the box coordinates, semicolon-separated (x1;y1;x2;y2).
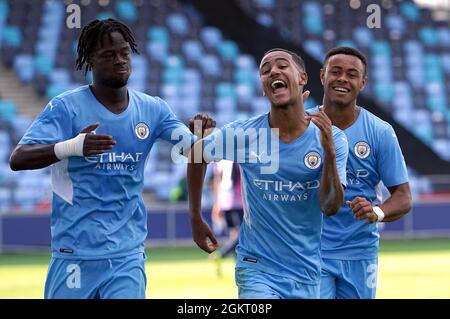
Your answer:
54;133;87;160
373;206;385;222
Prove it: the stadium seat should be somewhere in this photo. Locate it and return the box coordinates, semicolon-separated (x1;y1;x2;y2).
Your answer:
216;108;236;126
419;27;439;47
400;2;420;21
251;96;269;114
215;82;236;99
148;26;169;45
180;81;201;97
235;83;254;103
183;68;201;84
96;12;116;20
162;68;184;85
200;27;223;49
352;27;373;47
164;55;185;69
166;13;189;35
303;16;323;35
371;41;391;56
412;109;432;129
161;83;178;99
215;95;236;112
0;0;9;21
441;54;450;74
0;100;16;121
392;89;413;112
336;40;356;48
437;27;450;48
413;126;434;145
218;41;239;61
385;15;406;34
50;69;71;86
179;96;200;116
0;23;4;49
13;54;34;83
254;0;274;9
116;0;138;22
235;54;255;70
234;69;256;86
199;54;221;78
147;41;169;62
432;139;450;160
2;25;22;47
256;13;273;27
182;40;203;62
427;96;446;113
33;55;53;76
303;40;324;61
373;83;394;104
393;109;412;129
303;2;322;17
128;55;148;91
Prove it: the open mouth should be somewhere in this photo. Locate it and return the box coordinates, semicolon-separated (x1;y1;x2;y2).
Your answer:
332;86;350;94
271;80;288;94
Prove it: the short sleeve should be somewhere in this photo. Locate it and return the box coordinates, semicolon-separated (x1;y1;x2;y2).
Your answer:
332;126;349;187
377;126;409;187
202;121;243;163
153;98;196;153
19;98;73;145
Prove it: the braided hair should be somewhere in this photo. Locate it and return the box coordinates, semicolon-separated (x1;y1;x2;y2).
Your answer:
75;19;139;74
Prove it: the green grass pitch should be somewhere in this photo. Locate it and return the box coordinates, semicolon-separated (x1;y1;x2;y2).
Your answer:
0;239;449;298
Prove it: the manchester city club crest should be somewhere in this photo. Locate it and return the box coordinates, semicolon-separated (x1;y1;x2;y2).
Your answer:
304;151;321;169
135;122;150;140
354;141;371;159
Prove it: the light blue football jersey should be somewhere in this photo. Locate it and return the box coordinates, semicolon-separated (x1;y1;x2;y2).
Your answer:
308;106;409;260
20;85;193;259
203;112;348;284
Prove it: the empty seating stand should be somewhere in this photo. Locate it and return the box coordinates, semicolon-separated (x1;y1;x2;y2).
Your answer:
238;0;450;161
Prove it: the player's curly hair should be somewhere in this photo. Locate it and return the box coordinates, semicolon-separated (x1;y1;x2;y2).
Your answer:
75;18;139;74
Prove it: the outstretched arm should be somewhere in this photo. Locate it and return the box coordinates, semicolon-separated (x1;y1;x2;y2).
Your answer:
348;183;412;223
187;139;218;253
306;111;345;216
10;123;116;171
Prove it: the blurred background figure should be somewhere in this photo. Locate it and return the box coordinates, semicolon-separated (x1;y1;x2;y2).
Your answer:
0;0;450;299
210;160;243;276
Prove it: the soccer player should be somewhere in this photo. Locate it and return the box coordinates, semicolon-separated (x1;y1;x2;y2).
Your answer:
211;161;243;257
308;46;412;299
9;19;213;299
209;160;244;277
187;49;349;299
